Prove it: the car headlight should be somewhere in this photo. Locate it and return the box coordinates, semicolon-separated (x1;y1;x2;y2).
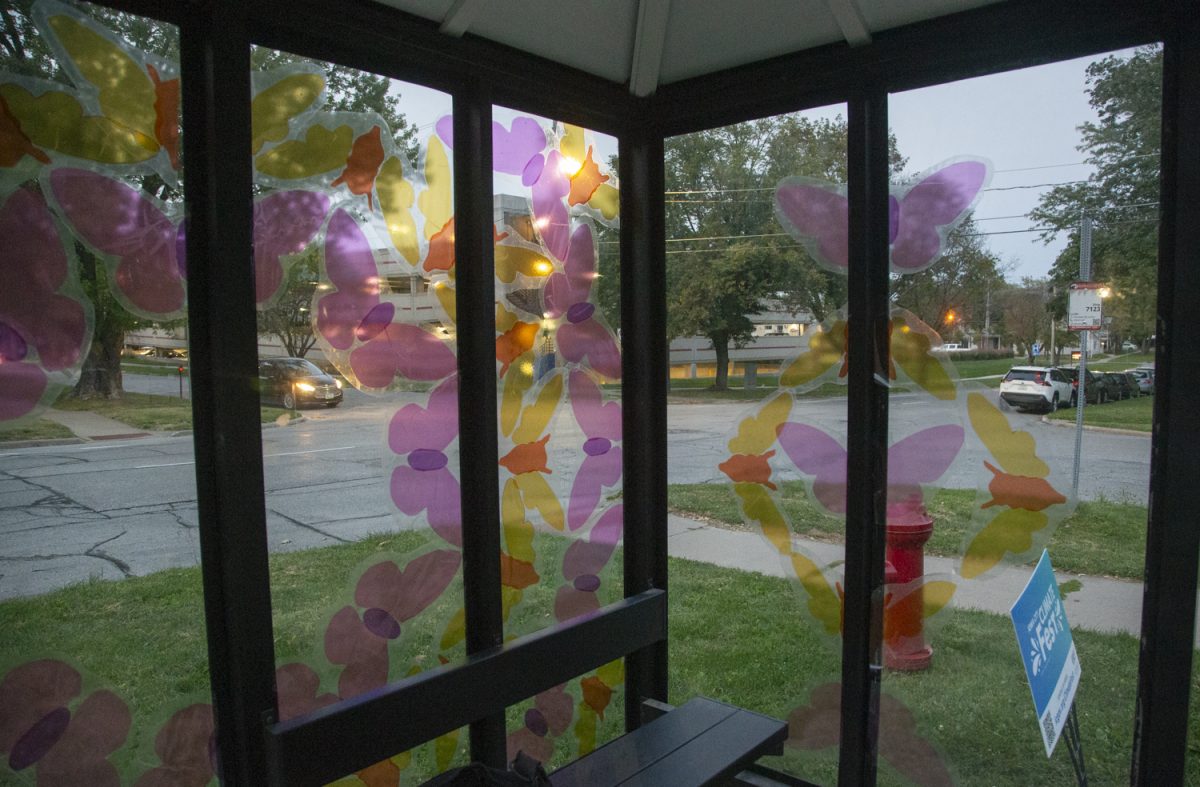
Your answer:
295;382;316;392
334;379;343;389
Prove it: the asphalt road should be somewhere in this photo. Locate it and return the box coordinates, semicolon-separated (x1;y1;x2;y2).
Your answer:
0;376;1151;600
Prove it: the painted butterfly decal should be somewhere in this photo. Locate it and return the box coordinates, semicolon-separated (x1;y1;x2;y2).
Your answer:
315;207;456;390
777;309;956;401
47;168;330;318
774;422;965;515
0;186;91;424
507;685;574;764
543;223;621;380
324;549;461;701
388;374;462;548
775;157;990;275
498;369;566;532
135;702;217;786
0;659;130;785
566;370;622;531
960;392;1072;579
555;503;622;622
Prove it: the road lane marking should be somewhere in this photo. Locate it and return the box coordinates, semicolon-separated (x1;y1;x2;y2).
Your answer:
130;445;357;469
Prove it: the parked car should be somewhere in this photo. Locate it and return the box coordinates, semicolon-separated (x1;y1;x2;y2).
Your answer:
1060;366;1115;406
1128;368;1155;395
1103;372;1134;400
999;366;1072;412
258;357;343;409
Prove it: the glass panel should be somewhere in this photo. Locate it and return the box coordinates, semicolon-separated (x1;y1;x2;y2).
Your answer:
490;107;625;767
883;48;1159;784
666;107;849;783
0;4;217;783
250;47;466;781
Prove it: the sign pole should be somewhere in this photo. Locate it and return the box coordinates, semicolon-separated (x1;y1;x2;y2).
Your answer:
1063;702;1089;786
1071;216;1093;498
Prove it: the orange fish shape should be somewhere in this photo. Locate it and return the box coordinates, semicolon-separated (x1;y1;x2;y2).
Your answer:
499;433;551;475
718;450;778;490
332;126;386;208
496;321;539;378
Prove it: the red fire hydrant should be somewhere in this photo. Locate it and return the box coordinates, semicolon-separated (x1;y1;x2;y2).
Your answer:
883;501;934;671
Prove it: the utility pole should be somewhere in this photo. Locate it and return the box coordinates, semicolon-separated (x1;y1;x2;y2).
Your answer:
1072;216;1092;498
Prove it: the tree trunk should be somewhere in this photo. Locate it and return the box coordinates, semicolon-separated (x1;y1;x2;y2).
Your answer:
73;324;124;399
712;334;730;390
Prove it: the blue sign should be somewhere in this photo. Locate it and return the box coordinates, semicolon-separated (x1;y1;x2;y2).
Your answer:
1010;550;1081;756
1032;342;1042;356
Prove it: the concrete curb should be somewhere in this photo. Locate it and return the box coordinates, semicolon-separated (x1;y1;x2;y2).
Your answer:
167;415;308;439
0;437;87;449
1039;415;1151;436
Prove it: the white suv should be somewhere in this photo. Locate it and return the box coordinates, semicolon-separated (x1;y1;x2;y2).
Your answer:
999;366;1073;412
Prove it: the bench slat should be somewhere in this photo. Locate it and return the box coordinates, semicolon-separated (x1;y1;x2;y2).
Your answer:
549;697;786;787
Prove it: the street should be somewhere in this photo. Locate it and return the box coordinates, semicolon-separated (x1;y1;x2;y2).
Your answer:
0;377;1151;600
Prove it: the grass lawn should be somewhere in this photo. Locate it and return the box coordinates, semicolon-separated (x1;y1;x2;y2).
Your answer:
53;392;294;432
668;482;1148;580
1;535;1191;785
1048;394;1154;433
0;418;75;443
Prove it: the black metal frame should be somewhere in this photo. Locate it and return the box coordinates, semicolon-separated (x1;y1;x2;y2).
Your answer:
65;0;1199;782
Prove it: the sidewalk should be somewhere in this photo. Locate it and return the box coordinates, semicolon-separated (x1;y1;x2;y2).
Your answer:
666;514;1191;645
40;409;149;441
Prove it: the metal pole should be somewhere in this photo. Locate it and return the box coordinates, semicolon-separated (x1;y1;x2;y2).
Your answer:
1072;216;1093;499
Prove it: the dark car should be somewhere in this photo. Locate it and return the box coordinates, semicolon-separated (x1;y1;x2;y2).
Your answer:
1059;367;1115;406
258;357;343;409
1103;372;1134;400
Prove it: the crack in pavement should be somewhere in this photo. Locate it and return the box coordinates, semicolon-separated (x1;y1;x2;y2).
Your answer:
0;530;133;577
269;510;352;543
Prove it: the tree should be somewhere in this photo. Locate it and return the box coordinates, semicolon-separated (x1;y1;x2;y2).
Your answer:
664;114;903;389
1;2;418;397
890;213;1006;342
257;249;320;358
1030;46;1161;350
1000;279;1049;364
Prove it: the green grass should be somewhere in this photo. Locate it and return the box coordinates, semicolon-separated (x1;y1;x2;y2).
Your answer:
53;392;293;431
668;482;1148;579
0;418;75;443
1;536;1191;785
1048;394;1154;432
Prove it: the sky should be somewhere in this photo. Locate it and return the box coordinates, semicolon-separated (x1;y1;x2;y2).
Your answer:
391;47;1145;284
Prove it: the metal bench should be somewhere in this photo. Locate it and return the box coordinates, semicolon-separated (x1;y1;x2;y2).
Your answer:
549;697;788;786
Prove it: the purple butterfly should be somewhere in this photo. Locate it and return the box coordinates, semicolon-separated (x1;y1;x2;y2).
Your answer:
555;503;622;622
532;151;571;263
774;158;990;274
315;208;456;387
50;170;329;316
0;188;89;423
388;374;461;547
566;370;622;531
775;424;964;515
435;114;548;185
543;224;621;380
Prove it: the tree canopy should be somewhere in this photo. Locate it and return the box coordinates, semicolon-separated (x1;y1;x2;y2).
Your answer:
1031;46;1162;349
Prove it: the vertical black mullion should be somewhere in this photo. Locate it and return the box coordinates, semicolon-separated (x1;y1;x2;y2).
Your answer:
619;119;670;729
453;84;507;768
180;1;278;782
838;86;891;785
1132;6;1200;783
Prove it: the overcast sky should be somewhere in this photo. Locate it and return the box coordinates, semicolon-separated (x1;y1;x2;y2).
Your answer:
393;47;1146;284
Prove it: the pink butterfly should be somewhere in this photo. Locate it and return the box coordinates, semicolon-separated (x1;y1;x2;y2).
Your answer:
134;702;216;787
0;188;90;423
775;424;964;514
48;168;329;315
532;150;571;262
388;375;461;547
435;114;548;185
324;550;460;701
316;208;456;388
566;370;622;531
506;685;574;764
774;158;989;274
543;224;621;380
555;503;622;622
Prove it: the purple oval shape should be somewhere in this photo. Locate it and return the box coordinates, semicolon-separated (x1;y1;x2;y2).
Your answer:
566;302;594;324
0;321;28;363
525;708;548;737
888;195;900;244
175;221;188;278
408;448;449;471
363;607;402;639
521;154;545;187
9;706;70;770
583;437;611;457
356;302;395;343
573;574;601;593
